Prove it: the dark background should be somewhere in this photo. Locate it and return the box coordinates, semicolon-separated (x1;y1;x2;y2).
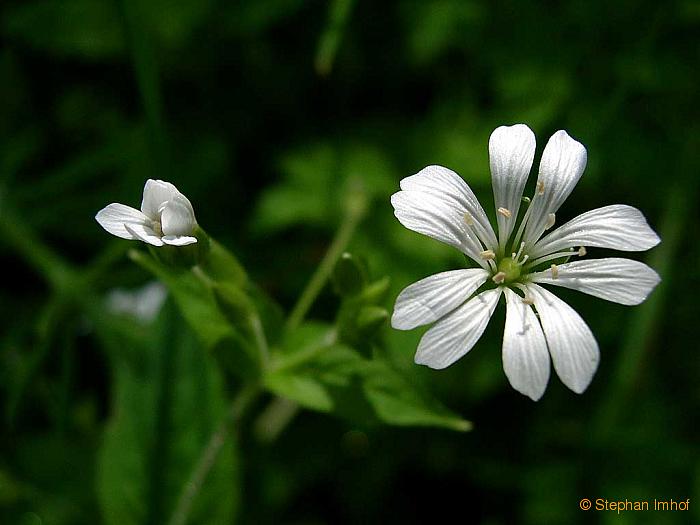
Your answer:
0;0;698;523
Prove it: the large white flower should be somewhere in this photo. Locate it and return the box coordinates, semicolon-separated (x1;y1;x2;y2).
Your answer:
96;179;198;246
391;124;660;400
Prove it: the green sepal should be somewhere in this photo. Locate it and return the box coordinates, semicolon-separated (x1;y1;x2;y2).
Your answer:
146;225;211;269
358;276;391;304
355;306;389;337
332;252;369;297
128;249;261;380
198;235;248;287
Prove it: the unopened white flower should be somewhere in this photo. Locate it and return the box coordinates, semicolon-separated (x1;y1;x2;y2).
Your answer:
391;124;661;400
96;179;198;246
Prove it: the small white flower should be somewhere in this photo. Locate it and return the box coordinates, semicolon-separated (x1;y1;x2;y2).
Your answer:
95;179;198;246
391;124;661;400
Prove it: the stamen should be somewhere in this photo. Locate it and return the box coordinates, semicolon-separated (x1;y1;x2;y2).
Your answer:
463;212;474;226
522;296;534;305
516;254;529;266
545;212;556;230
492;272;506;284
551;264;559;279
514;241;525;262
537;181;545;195
524;248;576;269
497;207;512;218
479;249;496;260
578;246;587;257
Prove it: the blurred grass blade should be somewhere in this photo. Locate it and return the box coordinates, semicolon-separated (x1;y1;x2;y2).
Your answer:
117;0;168;176
314;0;355;76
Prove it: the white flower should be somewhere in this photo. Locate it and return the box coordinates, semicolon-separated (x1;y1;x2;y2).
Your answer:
391;124;661;400
95;179;198;246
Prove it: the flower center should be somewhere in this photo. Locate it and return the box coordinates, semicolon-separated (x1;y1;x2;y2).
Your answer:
152;219;163;237
496;257;521;283
491;241;530;284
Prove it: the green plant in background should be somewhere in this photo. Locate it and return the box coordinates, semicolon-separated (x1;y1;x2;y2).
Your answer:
93;171;468;523
0;0;698;524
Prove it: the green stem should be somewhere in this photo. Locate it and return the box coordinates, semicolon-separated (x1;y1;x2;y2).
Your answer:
254;397;301;444
285;185;367;331
168;384;260;525
249;313;270;366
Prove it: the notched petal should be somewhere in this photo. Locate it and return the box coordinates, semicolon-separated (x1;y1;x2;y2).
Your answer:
392;269;490;330
414;288;501;370
526;283;599;394
502;287;550;401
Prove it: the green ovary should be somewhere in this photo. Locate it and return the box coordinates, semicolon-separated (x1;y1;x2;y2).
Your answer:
497;257;521;283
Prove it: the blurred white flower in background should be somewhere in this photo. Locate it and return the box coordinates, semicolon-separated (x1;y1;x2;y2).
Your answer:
391;124;661;400
96;179;197;246
106;281;167;323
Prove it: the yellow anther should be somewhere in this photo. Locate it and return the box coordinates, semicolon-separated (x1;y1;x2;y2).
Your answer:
545;212;556;230
492;271;506;284
537;181;545;195
551;264;559;279
578;246;587;256
480;249;496;260
497;207;512;218
463;212;474;226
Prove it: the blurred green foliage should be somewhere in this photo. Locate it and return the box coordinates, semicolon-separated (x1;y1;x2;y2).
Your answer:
0;0;698;524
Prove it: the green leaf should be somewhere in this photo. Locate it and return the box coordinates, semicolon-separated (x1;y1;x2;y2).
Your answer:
2;0;219;59
361;360;472;431
129;250;262;378
252;141;395;234
264;324;470;431
97;303;239;525
2;0;126;59
129;250;232;348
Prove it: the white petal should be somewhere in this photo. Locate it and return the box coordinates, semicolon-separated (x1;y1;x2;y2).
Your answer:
95;203;150;240
391;190;490;269
415;288;501;370
529;258;660;306
162;235;198;246
392;269;490;330
502;287;550;401
530;205;660;259
525;283;599;394
489;124;536;249
523;130;587;247
399;165;498;250
160;195;196;237
141;179;194;220
124;223;164;246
